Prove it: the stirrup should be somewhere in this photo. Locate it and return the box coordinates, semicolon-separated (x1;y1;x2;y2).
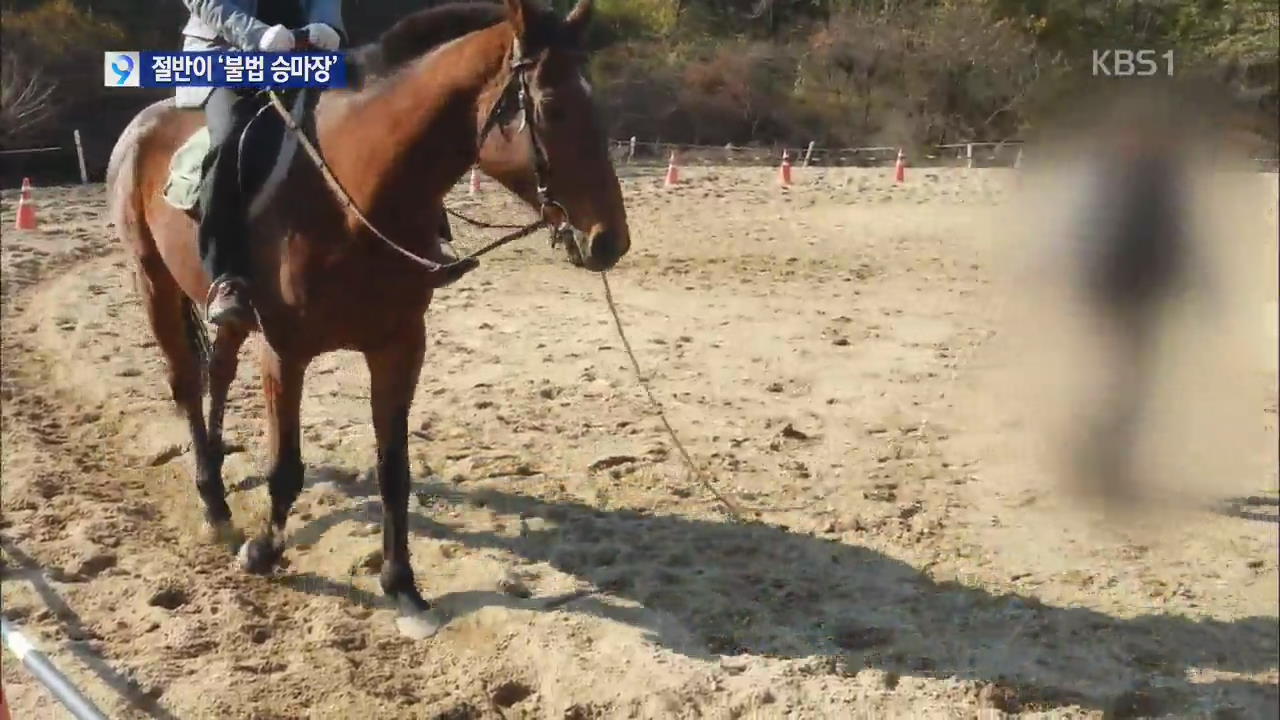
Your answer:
204;276;251;324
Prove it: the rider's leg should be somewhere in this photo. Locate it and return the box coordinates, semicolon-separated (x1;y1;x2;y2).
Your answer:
198;88;258;328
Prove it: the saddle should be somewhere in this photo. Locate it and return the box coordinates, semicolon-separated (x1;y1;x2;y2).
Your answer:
163;90;464;264
164;90;311;218
163;125;213;212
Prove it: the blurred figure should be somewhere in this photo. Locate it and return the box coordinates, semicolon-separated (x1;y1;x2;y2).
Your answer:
1067;98;1198;504
1005;81;1273;513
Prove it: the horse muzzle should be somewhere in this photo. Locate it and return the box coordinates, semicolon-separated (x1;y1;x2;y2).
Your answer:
578;224;628;272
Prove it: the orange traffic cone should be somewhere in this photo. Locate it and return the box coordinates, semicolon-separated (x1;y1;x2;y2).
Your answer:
778;150;792;186
663;150;680;187
893;149;905;183
15;177;37;231
468;167;480;195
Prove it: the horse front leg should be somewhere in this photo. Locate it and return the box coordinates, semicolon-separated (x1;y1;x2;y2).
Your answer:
208;324;249;459
365;320;440;638
239;344;308;574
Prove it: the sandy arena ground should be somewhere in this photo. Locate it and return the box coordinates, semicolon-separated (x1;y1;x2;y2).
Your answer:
1;165;1277;719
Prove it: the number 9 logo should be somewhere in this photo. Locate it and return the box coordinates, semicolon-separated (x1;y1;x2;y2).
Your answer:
112;54;135;86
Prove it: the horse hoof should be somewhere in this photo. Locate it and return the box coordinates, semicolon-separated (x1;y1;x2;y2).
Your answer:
238;537;283;574
389;591;442;639
204;521;245;552
395;607;444;639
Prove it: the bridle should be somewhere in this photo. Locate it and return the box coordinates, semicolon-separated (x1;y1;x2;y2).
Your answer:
265;34;576;273
476;41;572;236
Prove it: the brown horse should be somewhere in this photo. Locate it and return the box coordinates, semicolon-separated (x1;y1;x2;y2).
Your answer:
106;0;628;637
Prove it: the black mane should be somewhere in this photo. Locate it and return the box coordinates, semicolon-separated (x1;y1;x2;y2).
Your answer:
346;1;585;90
347;3;508;89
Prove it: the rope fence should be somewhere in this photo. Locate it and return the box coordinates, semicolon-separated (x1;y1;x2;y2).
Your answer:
611;137;1025;169
608;136;1280;172
0;147;63;156
4;132;1277;187
0;130;90;183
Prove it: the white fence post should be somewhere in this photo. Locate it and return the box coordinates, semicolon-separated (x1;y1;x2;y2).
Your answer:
73;130;88;184
965;142;974;170
802;140;816;167
628;136;636;164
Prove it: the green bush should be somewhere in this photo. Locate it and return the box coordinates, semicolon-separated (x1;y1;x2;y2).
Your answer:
0;0;1273;159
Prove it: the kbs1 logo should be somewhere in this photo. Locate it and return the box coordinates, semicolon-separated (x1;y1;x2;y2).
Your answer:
1092;49;1174;77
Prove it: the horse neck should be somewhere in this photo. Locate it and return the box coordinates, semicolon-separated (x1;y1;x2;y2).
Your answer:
318;26;511;241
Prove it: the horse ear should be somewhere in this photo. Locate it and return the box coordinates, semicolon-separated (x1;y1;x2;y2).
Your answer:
504;0;528;39
565;0;594;37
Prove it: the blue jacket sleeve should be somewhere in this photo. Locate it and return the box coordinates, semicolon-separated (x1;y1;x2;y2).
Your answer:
182;0;271;50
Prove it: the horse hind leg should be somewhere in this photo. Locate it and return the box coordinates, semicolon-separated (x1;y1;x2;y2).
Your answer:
134;258;239;545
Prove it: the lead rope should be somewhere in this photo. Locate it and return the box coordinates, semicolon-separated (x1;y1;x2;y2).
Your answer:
598;273;744;520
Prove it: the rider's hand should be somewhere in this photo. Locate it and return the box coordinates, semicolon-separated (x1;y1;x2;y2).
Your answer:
258;24;295;52
303;23;341;51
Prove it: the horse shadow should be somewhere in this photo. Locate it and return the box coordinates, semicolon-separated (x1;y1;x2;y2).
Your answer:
269;468;1278;715
0;542;182;720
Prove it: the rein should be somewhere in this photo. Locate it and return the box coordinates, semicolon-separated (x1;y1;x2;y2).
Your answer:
262;41;562;271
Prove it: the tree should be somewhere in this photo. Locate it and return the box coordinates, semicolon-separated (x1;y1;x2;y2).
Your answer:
0;50;56;145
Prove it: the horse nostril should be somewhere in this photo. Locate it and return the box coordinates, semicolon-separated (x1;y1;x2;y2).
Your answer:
586;226;627;269
589;230;615;260
583;226;628;271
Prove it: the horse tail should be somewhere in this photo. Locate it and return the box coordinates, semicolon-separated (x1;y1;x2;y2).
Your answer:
182;296;212;395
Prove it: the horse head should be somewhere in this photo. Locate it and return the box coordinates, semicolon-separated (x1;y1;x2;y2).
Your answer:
476;0;630;272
